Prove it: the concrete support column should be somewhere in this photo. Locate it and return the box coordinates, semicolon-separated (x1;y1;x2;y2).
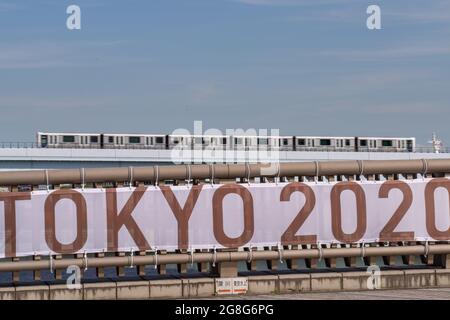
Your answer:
217;261;238;278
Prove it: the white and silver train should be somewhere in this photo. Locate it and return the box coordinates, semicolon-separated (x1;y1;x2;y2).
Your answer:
37;132;416;152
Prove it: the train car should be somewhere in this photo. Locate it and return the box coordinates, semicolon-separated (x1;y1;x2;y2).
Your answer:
169;134;230;149
277;136;294;151
102;134;167;149
37;132;102;148
204;135;230;149
356;137;415;152
168;134;192;149
231;135;282;150
37;132;167;149
237;135;295;151
294;136;355;151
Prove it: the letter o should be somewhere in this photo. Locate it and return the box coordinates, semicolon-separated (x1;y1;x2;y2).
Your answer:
44;189;88;253
212;184;254;248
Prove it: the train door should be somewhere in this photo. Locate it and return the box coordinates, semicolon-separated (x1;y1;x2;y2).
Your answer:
407;140;413;152
40;135;48;147
100;134;104;149
354;137;359;151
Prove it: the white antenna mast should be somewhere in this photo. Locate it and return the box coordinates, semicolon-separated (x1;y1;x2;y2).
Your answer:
428;132;443;154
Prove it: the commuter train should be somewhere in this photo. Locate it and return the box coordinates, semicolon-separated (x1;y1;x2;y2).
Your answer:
37;132;416;152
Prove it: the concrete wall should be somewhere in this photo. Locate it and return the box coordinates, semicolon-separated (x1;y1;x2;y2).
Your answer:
1;269;450;300
1;148;449;170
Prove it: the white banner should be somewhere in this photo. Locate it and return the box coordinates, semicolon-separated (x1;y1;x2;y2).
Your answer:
1;178;450;258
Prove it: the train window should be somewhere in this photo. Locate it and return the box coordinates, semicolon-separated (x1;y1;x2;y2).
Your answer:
108;136;114;143
297;139;305;146
283;138;289;146
41;135;48;147
156;137;164;144
63;135;75;143
90;136;98;143
360;139;367;147
129;137;141;144
222;137;227;145
320;139;331;146
258;138;268;145
382;140;393;147
173;138;179;144
345;139;350;146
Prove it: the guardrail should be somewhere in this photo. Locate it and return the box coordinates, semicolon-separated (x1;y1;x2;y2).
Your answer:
1;244;450;273
1;159;450;288
0;142;447;153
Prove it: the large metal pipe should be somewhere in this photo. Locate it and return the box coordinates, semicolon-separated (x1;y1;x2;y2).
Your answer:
0;159;449;186
0;244;449;272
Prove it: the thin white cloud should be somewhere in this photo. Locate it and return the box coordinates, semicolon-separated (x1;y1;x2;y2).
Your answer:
232;0;353;6
235;0;450;26
187;83;219;105
354;101;449;116
0;40;132;70
0;96;117;110
0;1;19;12
319;44;450;61
383;0;450;24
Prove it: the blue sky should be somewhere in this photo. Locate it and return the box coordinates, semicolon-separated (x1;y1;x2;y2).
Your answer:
0;0;449;145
